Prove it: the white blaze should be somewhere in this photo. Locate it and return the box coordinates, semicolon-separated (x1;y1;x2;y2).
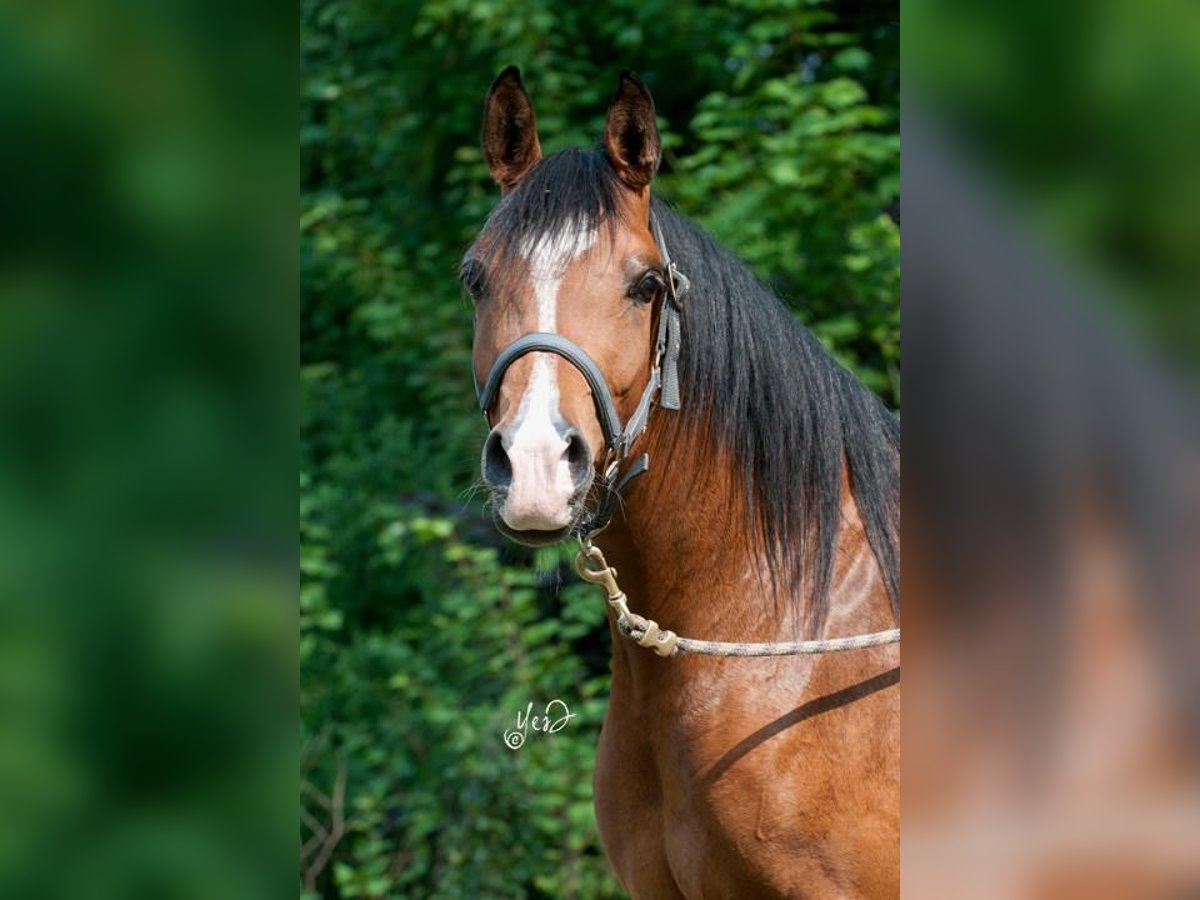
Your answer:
501;220;597;531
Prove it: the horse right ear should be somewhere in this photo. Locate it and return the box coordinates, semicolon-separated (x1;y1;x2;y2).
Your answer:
482;66;542;193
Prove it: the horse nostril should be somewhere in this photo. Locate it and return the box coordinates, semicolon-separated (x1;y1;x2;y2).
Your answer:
482;429;512;488
563;429;592;486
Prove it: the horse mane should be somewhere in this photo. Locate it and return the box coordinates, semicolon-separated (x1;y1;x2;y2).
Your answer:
469;148;900;634
654;199;900;633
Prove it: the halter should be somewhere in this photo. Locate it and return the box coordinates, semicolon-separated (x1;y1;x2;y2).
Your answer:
474;212;689;538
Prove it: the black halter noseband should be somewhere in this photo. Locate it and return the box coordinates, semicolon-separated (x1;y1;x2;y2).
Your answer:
474;212;689;538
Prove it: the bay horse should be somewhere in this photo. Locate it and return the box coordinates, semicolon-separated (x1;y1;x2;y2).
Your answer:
464;67;901;899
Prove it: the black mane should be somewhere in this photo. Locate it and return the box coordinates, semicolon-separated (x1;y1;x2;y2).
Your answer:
469;148;900;634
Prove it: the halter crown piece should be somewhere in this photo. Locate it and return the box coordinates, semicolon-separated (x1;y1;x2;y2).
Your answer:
474;211;689;538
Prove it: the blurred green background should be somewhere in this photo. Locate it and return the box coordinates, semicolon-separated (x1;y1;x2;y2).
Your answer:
904;0;1200;360
0;1;295;899
301;0;898;897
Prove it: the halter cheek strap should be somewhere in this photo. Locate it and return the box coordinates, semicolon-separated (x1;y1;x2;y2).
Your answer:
474;210;689;537
651;213;686;413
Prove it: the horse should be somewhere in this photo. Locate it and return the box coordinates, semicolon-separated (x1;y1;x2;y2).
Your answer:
463;66;901;899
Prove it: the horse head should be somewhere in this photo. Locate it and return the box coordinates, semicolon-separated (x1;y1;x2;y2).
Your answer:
465;67;678;545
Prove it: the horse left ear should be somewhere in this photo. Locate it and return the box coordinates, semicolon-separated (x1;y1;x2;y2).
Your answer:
604;70;661;193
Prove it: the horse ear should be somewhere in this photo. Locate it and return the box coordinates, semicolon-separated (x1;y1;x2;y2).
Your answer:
604;70;661;192
482;66;542;193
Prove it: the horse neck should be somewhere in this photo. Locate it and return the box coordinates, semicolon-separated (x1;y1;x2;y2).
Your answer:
594;414;894;662
596;421;790;649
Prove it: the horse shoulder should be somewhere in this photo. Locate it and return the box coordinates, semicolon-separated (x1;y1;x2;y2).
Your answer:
661;660;899;898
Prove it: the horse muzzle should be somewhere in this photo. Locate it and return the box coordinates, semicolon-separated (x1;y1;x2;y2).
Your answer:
481;421;594;541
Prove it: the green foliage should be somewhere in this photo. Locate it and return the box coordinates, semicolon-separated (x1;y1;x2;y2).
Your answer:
663;30;899;400
301;0;897;896
302;493;615;896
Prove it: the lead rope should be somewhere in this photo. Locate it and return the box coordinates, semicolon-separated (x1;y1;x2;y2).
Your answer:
574;539;900;659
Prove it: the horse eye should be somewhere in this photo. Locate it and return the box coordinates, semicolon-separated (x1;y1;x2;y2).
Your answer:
630;271;664;303
460;260;486;301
